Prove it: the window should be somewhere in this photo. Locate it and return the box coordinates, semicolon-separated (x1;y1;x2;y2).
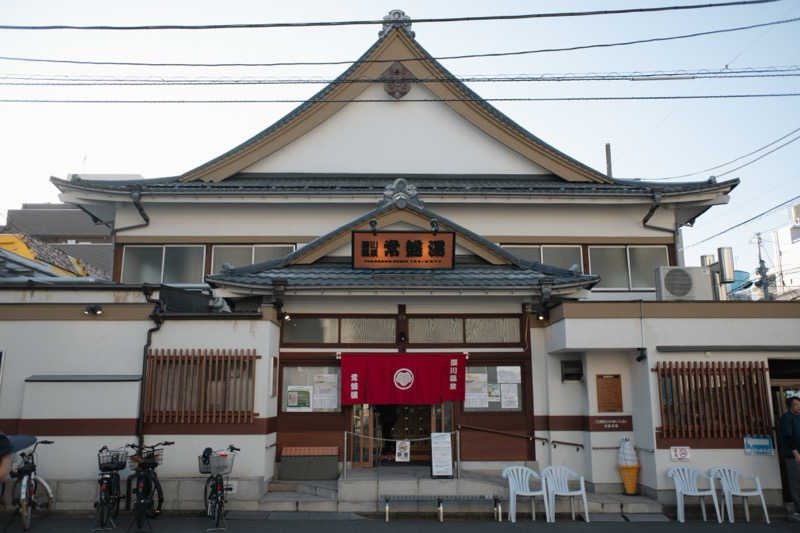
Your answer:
654;361;770;441
408;318;463;343
122;245;205;284
143;348;259;424
464;318;520;343
212;244;295;273
589;245;668;290
501;245;583;272
282;318;339;343
464;365;522;412
340;318;396;343
282;366;340;413
542;246;583;272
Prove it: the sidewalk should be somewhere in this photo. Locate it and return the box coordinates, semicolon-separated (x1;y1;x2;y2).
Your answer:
1;511;796;533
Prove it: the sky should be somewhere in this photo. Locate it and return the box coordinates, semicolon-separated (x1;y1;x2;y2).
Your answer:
0;0;798;274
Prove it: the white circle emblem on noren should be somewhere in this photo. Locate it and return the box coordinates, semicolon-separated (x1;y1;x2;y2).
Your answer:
393;368;414;390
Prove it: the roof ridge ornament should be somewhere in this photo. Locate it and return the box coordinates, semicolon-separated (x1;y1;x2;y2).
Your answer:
379;9;414;38
381;62;415;99
379;178;423;209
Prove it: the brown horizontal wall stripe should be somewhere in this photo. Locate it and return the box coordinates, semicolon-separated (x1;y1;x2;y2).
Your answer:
492;236;673;245
553;301;800;321
0;304;153;321
656;437;744;449
117;236;315;244
2;417;277;436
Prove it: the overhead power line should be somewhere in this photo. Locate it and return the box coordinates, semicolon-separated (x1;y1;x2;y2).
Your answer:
684;192;800;249
0;1;779;31
714;133;800;177
0;16;796;68
2;93;800;104
650;125;800;180
2;65;800;86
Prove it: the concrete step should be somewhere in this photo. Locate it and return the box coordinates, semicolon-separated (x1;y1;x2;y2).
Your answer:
259;492;338;512
268;481;298;492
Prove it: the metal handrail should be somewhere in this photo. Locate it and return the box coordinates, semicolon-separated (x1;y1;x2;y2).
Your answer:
551;439;584;450
456;424;534;441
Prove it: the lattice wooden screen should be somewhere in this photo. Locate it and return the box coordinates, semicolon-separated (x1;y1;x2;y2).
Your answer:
654;361;771;440
143;348;260;424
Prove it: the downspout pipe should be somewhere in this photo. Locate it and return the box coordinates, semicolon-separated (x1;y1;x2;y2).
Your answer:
137;284;162;448
112;190;150;235
642;192;675;234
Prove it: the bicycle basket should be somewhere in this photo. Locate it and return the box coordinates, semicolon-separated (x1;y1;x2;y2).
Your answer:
98;450;127;472
198;453;235;475
129;448;163;469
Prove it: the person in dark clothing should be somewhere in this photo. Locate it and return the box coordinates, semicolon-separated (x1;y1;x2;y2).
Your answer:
0;433;36;481
780;395;800;521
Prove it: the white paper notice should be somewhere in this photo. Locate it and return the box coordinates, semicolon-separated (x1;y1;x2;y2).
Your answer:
286;385;313;412
396;440;410;462
430;432;453;477
465;393;489;409
496;366;521;384
312;374;338;410
500;383;519;409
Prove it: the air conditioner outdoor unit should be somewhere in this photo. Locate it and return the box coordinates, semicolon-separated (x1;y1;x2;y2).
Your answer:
656;266;714;301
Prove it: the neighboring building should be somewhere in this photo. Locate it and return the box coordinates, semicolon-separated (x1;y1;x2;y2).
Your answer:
1;12;798;513
768;203;800;301
3;202;113;276
0;232;109;279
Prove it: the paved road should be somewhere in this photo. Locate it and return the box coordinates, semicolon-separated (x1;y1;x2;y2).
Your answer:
0;511;797;533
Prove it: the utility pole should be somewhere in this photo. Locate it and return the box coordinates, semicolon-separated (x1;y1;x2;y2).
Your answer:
756;233;771;301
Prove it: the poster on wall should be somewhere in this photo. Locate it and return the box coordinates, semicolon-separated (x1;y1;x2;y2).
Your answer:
497;366;521;384
500;383;519;409
396;440;411;462
286;385;313;412
313;374;338;410
488;383;501;403
430;432;453;478
465;373;489;408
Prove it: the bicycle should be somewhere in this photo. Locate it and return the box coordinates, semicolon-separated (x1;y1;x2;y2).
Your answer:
126;440;173;531
9;439;55;531
199;444;239;531
93;445;127;530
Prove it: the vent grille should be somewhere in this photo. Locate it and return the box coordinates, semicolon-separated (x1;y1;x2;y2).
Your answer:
664;268;693;297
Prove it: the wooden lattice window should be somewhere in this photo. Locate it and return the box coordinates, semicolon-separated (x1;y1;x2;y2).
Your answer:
654;361;771;441
143;348;260;424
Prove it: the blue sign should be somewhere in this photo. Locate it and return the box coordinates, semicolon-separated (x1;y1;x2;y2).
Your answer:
743;435;774;456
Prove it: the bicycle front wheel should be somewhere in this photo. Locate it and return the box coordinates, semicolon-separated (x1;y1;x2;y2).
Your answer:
214;499;223;529
96;487;110;528
15;476;33;531
203;476;216;516
146;474;163;518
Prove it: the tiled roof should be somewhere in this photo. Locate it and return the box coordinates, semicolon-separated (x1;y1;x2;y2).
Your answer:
53;173;737;198
208;261;593;291
0;248;61;279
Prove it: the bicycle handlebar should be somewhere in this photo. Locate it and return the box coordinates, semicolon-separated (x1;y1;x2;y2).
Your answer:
39;440;54;445
99;445;108;453
228;445;240;452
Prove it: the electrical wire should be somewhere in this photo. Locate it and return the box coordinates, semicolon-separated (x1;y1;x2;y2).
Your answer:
2;93;800;104
0;16;796;68
2;66;800;85
0;1;778;31
714;134;800;177
683;192;800;249
649;126;800;180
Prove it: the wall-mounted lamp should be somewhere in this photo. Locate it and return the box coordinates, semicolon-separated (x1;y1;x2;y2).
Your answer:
83;304;103;316
282;312;291;321
635;347;647;362
369;218;378;236
430;218;439;236
398;332;407;343
536;308;549;321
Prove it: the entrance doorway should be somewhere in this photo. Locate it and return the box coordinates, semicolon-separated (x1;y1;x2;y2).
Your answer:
771;380;800;504
350;402;454;467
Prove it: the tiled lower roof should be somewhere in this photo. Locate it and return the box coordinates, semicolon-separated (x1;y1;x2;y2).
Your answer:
208;262;596;291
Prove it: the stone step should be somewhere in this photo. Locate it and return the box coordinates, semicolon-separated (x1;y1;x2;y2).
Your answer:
259;492;339;512
268;481;298;492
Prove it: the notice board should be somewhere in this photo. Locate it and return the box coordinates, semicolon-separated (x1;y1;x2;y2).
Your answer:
596;374;622;412
430;432;453;478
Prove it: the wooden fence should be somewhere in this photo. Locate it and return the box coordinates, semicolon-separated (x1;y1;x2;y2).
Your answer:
143;348;260;424
654;361;771;440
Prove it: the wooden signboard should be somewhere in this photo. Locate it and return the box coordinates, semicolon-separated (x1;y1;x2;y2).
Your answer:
596;374;623;412
352;231;455;269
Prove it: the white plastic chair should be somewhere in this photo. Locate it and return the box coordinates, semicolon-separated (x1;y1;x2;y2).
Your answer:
541;465;589;523
666;465;722;523
501;465;549;522
709;466;769;524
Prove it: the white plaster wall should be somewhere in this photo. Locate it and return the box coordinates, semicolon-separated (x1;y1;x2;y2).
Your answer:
21;382;139;419
0;289;147;304
652;450;782;492
242;83;548;175
583;352;634;417
547;318;641;353
0;321;148;419
31;436;136;480
644;317;800;347
114;203;669;240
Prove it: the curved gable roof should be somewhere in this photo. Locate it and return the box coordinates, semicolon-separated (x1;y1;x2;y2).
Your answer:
179;27;613;184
